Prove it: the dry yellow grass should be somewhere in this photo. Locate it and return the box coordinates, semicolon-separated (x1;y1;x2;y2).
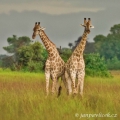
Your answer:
0;69;120;120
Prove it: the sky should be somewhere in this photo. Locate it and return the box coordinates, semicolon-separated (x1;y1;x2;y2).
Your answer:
0;0;120;54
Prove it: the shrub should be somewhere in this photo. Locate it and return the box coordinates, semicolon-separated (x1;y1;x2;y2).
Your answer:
60;48;72;62
84;53;111;77
27;61;44;72
106;56;120;70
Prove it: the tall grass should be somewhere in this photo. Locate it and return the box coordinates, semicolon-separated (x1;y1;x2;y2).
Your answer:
0;69;120;120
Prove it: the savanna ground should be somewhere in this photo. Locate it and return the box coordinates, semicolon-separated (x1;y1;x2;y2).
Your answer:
0;69;120;120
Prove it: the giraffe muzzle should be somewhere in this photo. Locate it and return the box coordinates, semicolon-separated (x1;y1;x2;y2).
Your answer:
32;34;36;39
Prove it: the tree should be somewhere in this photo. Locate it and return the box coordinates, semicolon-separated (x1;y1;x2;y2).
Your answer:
72;36;82;50
69;36;95;53
94;24;120;60
3;35;31;54
84;42;95;54
93;35;106;53
110;24;120;34
60;48;72;62
68;43;73;49
2;35;32;69
17;42;47;72
84;53;111;77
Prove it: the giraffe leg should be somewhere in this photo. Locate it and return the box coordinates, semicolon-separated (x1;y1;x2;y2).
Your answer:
51;76;57;95
70;71;77;95
64;71;72;95
67;78;72;95
61;74;67;89
55;77;62;97
45;70;50;96
57;82;62;97
77;70;85;97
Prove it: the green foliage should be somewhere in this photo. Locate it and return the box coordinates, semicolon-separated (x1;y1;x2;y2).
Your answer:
84;53;111;77
94;23;120;70
31;42;45;62
85;69;111;77
110;24;120;34
17;45;33;66
69;36;95;54
106;56;120;70
27;61;44;72
60;48;72;62
1;56;14;68
94;24;120;60
17;42;47;72
2;35;32;69
0;59;3;67
84;53;107;71
3;35;31;54
93;35;106;53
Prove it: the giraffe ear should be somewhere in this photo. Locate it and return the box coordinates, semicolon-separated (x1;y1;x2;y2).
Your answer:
41;27;46;30
90;25;94;28
80;24;86;27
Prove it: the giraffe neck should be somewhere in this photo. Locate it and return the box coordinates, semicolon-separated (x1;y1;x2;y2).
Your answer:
39;30;58;56
73;31;88;56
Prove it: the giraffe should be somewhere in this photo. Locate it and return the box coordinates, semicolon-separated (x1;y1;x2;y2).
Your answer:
65;18;94;97
32;22;66;96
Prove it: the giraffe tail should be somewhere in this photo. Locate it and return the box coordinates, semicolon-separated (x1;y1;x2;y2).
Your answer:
57;86;62;97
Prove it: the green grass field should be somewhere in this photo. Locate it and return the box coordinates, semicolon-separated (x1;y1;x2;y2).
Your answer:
0;69;120;120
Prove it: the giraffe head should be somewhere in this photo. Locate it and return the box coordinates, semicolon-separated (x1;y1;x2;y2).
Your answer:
80;18;94;34
32;22;45;39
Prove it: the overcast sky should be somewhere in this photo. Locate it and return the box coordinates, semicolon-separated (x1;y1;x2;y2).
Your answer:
0;0;120;54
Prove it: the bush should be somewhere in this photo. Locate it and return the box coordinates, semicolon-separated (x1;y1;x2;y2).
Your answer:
106;56;120;70
60;48;72;62
84;53;111;77
16;42;47;72
27;61;44;72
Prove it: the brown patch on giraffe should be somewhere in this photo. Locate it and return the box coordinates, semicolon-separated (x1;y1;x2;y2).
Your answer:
81;41;85;45
50;53;54;56
61;61;63;64
72;65;75;69
76;49;79;54
54;59;57;63
77;58;80;62
58;58;61;62
59;62;61;66
73;57;77;61
57;68;60;71
44;42;48;46
46;45;49;49
79;50;83;53
74;53;78;59
49;58;53;61
56;62;58;66
48;48;52;52
46;65;49;68
54;66;56;70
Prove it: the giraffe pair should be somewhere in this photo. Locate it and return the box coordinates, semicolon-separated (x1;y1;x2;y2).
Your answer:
32;18;94;97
